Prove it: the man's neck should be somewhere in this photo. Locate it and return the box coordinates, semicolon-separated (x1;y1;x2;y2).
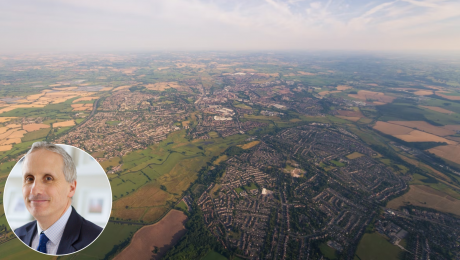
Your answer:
37;201;71;231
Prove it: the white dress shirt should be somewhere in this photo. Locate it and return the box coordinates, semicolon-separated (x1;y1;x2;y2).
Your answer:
31;205;72;255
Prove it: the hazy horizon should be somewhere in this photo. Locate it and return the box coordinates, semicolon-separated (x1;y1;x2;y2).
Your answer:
1;0;460;53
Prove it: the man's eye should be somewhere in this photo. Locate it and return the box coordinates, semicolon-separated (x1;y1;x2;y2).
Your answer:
45;176;53;181
25;177;33;182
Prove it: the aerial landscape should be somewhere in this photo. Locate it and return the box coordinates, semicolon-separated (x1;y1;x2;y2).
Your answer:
1;0;460;259
0;51;459;260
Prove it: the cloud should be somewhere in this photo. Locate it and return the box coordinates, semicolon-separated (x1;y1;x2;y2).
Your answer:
0;0;459;52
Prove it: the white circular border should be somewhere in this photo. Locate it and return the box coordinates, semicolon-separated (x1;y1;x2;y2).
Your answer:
2;143;113;256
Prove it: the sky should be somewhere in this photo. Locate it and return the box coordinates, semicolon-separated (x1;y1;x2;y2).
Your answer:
1;0;459;53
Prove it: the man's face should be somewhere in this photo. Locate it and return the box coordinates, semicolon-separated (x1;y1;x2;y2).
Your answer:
22;149;76;221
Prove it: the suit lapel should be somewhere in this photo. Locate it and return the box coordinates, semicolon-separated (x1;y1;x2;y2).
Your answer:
56;207;82;254
23;221;37;247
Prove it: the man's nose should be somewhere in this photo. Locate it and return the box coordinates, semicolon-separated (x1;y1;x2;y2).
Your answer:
30;180;44;196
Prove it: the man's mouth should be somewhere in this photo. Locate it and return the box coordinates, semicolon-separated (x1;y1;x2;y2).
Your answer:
30;200;49;204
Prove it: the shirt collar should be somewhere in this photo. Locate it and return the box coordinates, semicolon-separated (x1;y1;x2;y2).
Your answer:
37;205;72;245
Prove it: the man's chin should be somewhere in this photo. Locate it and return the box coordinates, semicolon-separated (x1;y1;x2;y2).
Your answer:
27;203;50;217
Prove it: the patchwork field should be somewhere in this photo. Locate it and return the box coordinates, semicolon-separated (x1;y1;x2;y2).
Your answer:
443;125;460;131
71;103;93;111
394;130;455;144
22;123;49;132
348;90;395;104
0;124;26;149
336;116;361;122
239;140;260;149
348;90;396;104
336;110;363;118
387;185;460;216
388;121;455;136
414;90;433;96
114;210;187;260
373;121;412;135
145;82;183;91
373;121;456;144
420;105;455;115
436;91;460;101
336;85;352;90
297;71;316;75
318;90;341;96
0;117;16;123
113;85;132;91
53;120;75;128
73;96;99;102
428;144;460;164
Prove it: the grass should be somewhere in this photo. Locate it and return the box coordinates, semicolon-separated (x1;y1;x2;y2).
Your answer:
106;120;121;125
100;157;122;171
330;160;346;167
377;102;460;126
21;127;50;142
0;239;54;260
233;101;252;110
213;154;228;165
242;182;258;191
75;118;85;124
238;141;260;149
54;126;72;135
355;232;405;260
319;243;337;260
0;161;17;178
208;131;219;138
201;250;227;260
0;96;80;118
346;152;364;160
109;130;248;222
176;200;188;211
420;97;460;114
410;174;460;199
60;222;141;260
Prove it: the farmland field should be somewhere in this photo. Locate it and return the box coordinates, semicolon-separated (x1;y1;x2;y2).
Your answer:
387;185;460;216
114;210;187;260
355;232;405;260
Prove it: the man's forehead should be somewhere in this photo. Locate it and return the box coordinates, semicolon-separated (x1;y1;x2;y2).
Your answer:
22;149;64;173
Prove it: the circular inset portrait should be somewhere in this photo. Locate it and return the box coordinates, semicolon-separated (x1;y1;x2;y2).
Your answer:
2;141;112;256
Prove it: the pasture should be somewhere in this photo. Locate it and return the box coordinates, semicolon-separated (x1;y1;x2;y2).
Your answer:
355;232;404;260
109;130;247;222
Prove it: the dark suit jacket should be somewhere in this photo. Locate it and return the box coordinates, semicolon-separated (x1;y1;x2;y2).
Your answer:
14;206;103;254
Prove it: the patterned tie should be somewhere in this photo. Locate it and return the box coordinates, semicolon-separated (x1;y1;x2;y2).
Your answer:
37;232;49;254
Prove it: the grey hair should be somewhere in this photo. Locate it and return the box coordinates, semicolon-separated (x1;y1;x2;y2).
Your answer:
23;141;77;183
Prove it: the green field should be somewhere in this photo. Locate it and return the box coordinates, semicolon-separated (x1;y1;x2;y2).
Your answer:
330;160;346;167
319;243;337;260
377;102;460;125
60;222;141;260
109;130;247;221
0;239;53;260
21;127;50;142
201;250;227;260
355;232;405;260
176;200;188;211
233;101;252;110
106;120;121;125
420;98;460;114
0;96;80;118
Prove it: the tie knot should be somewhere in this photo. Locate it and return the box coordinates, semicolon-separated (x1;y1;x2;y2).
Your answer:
37;232;49;254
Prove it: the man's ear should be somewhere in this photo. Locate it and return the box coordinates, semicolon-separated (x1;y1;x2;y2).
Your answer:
68;180;77;198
